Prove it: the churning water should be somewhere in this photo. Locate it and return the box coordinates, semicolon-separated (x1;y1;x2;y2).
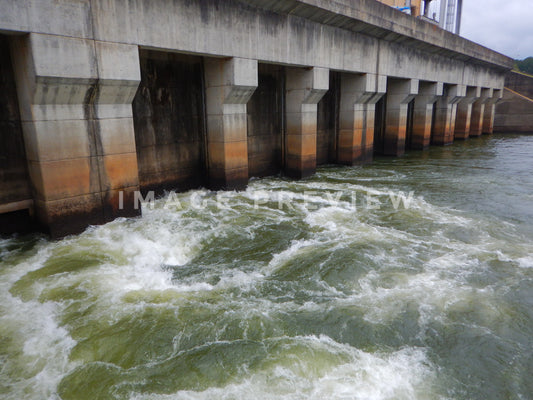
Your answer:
1;134;532;400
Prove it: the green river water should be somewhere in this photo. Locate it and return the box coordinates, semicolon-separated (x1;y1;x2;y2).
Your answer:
1;134;532;399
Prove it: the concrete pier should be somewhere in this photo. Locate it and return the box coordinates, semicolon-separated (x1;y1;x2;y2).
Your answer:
0;0;513;236
470;88;493;137
411;82;443;150
285;67;328;179
455;86;481;140
204;57;258;190
432;84;465;145
338;74;386;164
483;89;502;134
9;33;140;237
383;79;419;156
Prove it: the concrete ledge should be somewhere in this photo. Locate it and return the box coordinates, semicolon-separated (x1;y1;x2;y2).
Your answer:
2;0;511;89
242;0;513;70
0;199;34;215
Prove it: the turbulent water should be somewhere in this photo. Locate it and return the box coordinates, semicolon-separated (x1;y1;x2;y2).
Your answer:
1;134;532;400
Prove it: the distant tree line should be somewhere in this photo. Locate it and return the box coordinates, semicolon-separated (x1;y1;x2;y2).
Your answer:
515;58;533;75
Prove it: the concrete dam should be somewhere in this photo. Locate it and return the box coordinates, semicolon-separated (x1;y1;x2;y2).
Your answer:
0;0;513;237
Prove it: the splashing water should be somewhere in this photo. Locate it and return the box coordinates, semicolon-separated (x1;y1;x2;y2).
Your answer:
1;134;532;400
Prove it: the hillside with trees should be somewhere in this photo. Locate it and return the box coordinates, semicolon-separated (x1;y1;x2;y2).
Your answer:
515;57;533;75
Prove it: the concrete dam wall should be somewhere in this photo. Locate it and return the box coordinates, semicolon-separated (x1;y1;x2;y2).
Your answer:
0;0;513;237
494;71;533;134
133;51;207;196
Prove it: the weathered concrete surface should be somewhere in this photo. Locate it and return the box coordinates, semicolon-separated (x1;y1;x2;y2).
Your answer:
247;64;284;177
337;73;386;163
9;33;141;237
383;78;418;156
470;88;492;137
0;0;513;236
454;86;480;140
316;72;339;166
204;57;258;190
482;89;502;134
411;81;443;149
503;71;533;99
495;90;533;134
285;67;328;178
0;0;511;85
133;51;207;195
362;100;381;164
494;71;533;134
432;84;465;145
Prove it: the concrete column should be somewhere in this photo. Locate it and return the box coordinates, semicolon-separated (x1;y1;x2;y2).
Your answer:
411;81;443;150
454;86;480;140
285;67;329;178
432;84;465;145
204;57;258;190
338;73;386;165
383;78;418;156
10;33;141;237
470;88;492;137
482;89;502;134
94;41;142;223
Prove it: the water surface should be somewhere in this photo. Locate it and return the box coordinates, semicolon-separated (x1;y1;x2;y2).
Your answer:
1;134;532;399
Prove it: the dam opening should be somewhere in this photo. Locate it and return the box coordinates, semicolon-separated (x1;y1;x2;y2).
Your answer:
0;34;33;235
247;63;285;178
133;51;208;196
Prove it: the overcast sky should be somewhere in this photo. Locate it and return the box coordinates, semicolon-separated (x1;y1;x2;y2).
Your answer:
460;0;533;59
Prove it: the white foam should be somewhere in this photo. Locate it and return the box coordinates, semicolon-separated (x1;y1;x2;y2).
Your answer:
1;175;531;400
129;336;437;400
265;237;326;276
517;256;533;269
0;286;77;399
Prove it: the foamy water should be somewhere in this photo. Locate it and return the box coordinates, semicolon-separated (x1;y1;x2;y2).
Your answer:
1;134;532;399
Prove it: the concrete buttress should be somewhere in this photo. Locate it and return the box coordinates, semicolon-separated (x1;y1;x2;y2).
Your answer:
455;86;481;140
432;84;465;145
204;57;258;190
470;88;492;137
338;73;386;165
411;81;443;150
285;67;329;178
10;33;141;237
482;89;502;134
383;78;419;156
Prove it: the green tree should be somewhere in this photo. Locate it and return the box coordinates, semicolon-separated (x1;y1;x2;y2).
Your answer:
515;57;533;75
